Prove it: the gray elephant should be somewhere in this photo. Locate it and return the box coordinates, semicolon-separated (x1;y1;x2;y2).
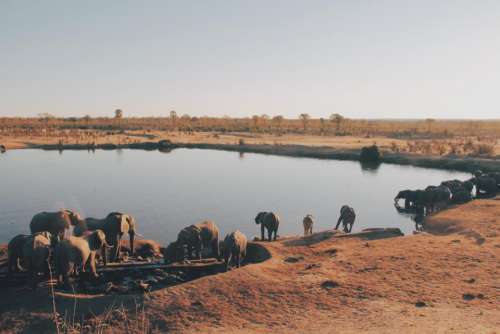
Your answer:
441;179;473;196
222;230;247;271
30;210;83;241
420;185;452;213
74;212;136;264
335;205;355;233
468;176;497;197
451;189;473;204
162;241;178;264
8;232;53;289
394;190;422;209
55;230;109;289
175;220;220;260
303;214;314;236
120;239;162;258
255;212;280;241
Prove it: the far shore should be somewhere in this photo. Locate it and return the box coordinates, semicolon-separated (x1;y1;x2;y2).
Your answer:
1;131;499;173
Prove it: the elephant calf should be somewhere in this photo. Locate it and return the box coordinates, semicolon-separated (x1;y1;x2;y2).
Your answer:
222;230;247;271
175;220;220;261
55;230;109;288
120;239;162;258
303;214;314;236
8;232;53;289
255;212;280;241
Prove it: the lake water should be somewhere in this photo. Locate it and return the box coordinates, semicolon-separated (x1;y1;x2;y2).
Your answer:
0;148;470;243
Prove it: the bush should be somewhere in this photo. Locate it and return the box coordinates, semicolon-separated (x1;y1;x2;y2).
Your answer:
239;138;245;146
360;145;381;162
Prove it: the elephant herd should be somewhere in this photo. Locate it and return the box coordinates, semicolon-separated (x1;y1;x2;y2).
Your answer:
7;206;356;290
394;170;500;215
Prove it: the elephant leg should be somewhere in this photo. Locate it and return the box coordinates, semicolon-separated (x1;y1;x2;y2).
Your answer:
236;253;241;268
224;253;230;271
261;225;265;241
268;229;272;242
89;253;99;279
405;199;410;209
212;239;220;260
196;243;202;260
273;229;278;241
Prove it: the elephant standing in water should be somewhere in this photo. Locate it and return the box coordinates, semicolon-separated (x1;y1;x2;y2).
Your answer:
422;185;452;214
394;190;422;209
73;212;136;264
255;212;280;241
30;210;83;241
335;205;355;233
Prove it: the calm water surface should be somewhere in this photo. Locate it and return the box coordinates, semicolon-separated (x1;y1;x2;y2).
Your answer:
0;149;470;243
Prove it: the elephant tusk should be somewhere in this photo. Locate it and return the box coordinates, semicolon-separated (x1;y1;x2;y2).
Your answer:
134;232;144;238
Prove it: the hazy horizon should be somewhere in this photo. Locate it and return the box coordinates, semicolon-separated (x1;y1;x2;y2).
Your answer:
1;1;500;119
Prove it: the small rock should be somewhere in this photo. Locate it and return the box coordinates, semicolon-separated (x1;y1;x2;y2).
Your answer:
451;239;461;243
464;278;476;284
463;293;475;301
321;280;340;290
285;256;304;263
415;301;426;307
304;263;321;270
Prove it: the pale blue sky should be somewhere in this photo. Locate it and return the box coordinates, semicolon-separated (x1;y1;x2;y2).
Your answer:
1;1;499;118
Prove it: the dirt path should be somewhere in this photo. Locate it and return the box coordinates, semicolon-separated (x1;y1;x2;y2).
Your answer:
1;198;499;333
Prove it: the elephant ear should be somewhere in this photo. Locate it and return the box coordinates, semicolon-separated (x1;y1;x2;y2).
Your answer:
120;215;130;234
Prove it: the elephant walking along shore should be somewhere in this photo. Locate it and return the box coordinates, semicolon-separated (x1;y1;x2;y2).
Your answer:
335;206;356;233
222;230;248;271
55;230;110;289
303;214;314;236
8;232;54;289
30;210;84;241
73;212;137;264
255;212;280;241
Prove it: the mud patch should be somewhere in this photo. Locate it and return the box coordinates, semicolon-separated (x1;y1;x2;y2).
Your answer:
321;280;340;290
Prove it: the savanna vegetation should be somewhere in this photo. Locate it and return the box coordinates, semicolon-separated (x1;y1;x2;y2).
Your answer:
1;112;499;157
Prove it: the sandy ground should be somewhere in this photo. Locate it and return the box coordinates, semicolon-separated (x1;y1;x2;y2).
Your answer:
0;198;499;333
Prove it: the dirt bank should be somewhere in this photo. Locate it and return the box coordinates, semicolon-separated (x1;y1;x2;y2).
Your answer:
0;198;499;333
2;131;499;173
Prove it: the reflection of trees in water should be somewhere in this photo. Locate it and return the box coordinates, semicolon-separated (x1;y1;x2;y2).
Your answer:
239;151;245;160
359;161;381;174
158;147;173;154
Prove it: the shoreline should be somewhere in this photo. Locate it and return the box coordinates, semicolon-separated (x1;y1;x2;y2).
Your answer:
8;140;500;173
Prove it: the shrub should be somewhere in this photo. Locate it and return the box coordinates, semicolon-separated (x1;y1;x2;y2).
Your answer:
239;138;245;146
360;145;381;162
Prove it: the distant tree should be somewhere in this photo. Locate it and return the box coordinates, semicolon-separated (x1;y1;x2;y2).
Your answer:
38;113;55;125
299;113;310;133
330;113;344;133
115;109;123;119
425;118;435;133
272;115;284;133
320;117;326;135
83;115;91;127
170;110;178;129
252;115;260;132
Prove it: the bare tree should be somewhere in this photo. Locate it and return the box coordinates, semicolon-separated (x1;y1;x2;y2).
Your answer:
115;109;123;119
272;115;284;134
299;113;310;133
330;113;344;134
170;110;178;130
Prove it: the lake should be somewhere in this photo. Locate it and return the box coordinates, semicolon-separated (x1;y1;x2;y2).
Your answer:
0;148;470;243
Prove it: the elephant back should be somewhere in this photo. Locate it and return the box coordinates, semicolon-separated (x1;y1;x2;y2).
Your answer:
196;220;219;246
177;224;201;245
263;212;280;230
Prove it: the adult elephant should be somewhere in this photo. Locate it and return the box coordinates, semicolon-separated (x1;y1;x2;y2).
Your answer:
175;220;220;260
74;212;136;264
394;190;420;209
419;185;451;214
335;205;356;233
469;176;497;196
30;210;83;241
255;212;280;241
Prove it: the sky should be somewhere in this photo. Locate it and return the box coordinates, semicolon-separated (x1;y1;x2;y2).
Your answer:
1;1;500;119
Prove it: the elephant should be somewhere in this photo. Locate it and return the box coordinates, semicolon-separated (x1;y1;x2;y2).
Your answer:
8;232;53;289
7;234;31;273
394;190;421;209
30;210;84;241
120;239;162;258
335;205;356;233
222;230;247;271
451;190;473;204
162;241;178;264
441;180;473;195
255;212;280;241
469;176;497;196
74;212;137;264
485;172;500;188
0;144;6;153
420;185;452;214
55;230;109;289
175;220;220;260
302;214;314;236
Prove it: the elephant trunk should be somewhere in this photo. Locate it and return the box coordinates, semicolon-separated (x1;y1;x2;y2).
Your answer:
129;232;135;255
